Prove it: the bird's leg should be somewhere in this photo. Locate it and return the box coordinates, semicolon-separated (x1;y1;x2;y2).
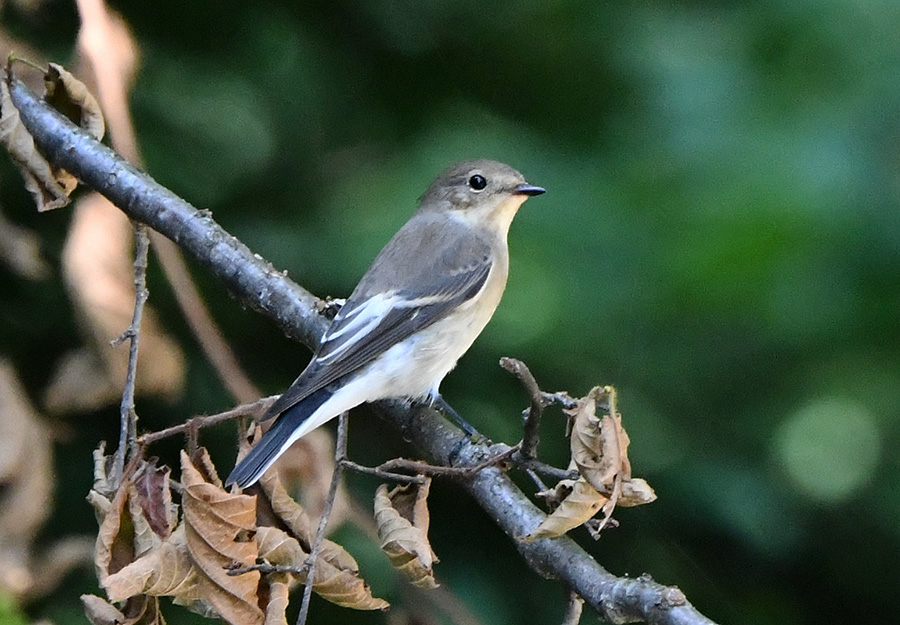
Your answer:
429;393;478;437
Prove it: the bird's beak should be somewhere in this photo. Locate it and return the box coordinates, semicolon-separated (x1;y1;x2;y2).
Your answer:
512;183;546;196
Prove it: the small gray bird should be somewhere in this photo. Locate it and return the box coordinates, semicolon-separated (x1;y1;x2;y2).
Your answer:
227;160;544;488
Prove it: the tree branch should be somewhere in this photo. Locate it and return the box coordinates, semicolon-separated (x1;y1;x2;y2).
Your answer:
6;75;717;625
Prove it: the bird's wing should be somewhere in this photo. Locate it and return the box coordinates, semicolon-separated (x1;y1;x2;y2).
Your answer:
260;217;493;420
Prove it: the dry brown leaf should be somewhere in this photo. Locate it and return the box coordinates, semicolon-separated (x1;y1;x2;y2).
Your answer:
188;446;224;489
563;386;656;535
617;478;657;507
94;476;137;585
0;60;104;212
98;453;251;621
132;459;177;539
44;193;185;414
255;526;388;611
44;63;105;140
264;575;290;625
569;389;623;491
0;77;73;211
257;473;358;573
103;524;201;604
82;594;127;625
525;479;610;542
82;593;167;625
128;482;163;559
180;449;263;625
93;456;175;577
0;360;55;597
89;443;117;514
374;480;439;589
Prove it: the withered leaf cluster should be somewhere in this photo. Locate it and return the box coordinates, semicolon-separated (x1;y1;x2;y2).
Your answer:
527;386;656;541
85;448;387;625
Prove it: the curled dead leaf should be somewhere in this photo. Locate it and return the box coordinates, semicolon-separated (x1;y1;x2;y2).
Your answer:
265;576;290;625
525;479;609;542
82;594;126;625
0;61;105;212
94;474;137;585
89;442;117;516
617;477;657;507
127;482;163;559
255;526;388;612
91;456;175;574
44;63;105;140
83;593;166;625
257;472;358;573
569;388;624;492
0;77;73;211
374;479;439;589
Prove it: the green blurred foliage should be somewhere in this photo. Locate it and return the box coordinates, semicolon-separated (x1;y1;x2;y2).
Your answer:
1;0;899;623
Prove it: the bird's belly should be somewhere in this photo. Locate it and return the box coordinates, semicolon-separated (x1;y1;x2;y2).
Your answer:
356;296;500;401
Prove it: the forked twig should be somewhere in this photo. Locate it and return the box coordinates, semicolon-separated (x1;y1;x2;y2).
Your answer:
138;395;277;446
111;223;150;489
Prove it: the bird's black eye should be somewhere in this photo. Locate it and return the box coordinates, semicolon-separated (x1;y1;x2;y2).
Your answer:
468;174;487;191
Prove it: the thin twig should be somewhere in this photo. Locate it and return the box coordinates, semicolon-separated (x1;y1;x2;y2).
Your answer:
297;412;349;625
526;468;548;493
137;395;277;446
377;444;518;479
561;590;585;625
227;561;302;577
339;460;427;484
542;391;579;410
500;357;547;459
112;222;150;489
515;457;579;482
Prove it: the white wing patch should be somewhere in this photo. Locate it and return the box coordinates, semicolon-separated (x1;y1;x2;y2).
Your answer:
317;290;466;365
317;292;399;362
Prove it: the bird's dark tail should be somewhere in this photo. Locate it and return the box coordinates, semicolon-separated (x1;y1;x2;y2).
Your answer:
225;387;333;488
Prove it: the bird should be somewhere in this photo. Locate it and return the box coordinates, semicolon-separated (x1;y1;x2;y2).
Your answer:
226;159;545;488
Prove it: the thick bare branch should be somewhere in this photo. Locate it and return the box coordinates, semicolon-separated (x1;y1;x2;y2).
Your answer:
6;76;717;625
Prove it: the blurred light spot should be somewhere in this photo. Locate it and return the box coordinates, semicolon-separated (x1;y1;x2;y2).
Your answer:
774;397;880;502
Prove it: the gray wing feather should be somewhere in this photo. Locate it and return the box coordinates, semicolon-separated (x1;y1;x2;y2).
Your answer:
261;215;493;421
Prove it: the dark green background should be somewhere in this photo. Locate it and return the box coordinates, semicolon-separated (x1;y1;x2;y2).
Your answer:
2;0;899;623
